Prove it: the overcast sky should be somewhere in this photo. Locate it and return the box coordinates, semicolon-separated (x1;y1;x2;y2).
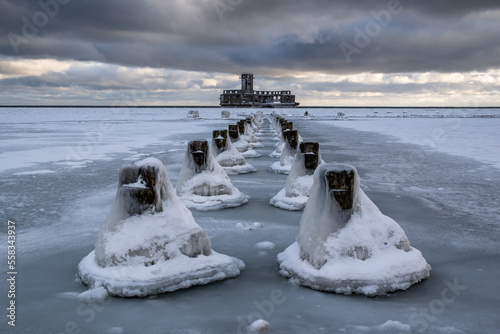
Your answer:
1;0;499;106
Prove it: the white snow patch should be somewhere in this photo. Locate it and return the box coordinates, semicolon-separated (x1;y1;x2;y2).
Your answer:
236;222;262;231
255;241;276;250
350;320;410;332
77;286;109;303
248;319;270;332
13;169;56;175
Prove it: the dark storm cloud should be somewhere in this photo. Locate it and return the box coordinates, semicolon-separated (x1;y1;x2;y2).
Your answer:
1;0;500;75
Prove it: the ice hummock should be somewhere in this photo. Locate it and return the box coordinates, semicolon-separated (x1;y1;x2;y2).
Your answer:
211;130;256;175
186;109;200;119
277;163;431;296
78;157;244;297
176;140;249;210
270;142;325;210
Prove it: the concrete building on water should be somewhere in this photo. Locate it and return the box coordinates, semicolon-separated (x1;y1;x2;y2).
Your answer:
220;74;299;108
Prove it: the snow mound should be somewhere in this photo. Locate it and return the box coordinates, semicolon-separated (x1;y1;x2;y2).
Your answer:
277;164;431;296
176;140;249;210
269;142;284;158
211;130;256;175
255;241;276;250
187;110;200;119
78;157;244;297
241;148;262;158
270;188;309;210
248;319;270;332
270;142;324;210
77;286;109;303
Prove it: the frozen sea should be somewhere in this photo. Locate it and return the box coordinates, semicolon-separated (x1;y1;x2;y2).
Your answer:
1;107;499;334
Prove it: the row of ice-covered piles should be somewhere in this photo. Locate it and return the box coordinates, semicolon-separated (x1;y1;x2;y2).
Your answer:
77;110;430;299
267;112;431;296
269;115;325;210
78;112;265;297
178;113;265;210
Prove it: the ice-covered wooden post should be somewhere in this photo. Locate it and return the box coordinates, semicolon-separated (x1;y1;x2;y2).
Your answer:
237;120;246;135
280;120;292;133
228;124;239;141
213;130;228;152
118;163;161;216
278;162;431;294
325;167;355;211
284;130;298;150
189;140;209;173
300;142;320;175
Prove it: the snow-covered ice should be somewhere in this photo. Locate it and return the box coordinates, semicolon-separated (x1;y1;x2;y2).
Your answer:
78;157;244;297
1;107;499;333
278;163;431;296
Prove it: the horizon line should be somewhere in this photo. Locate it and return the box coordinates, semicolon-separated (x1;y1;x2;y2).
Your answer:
0;105;499;109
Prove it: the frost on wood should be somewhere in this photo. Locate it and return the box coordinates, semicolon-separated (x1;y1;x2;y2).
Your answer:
278;163;431;296
176;140;249;210
77;157;244;297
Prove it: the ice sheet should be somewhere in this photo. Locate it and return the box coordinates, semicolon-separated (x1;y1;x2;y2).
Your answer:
1;107;499;333
328;118;500;169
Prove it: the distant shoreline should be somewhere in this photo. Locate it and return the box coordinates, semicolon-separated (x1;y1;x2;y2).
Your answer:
0;105;498;109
